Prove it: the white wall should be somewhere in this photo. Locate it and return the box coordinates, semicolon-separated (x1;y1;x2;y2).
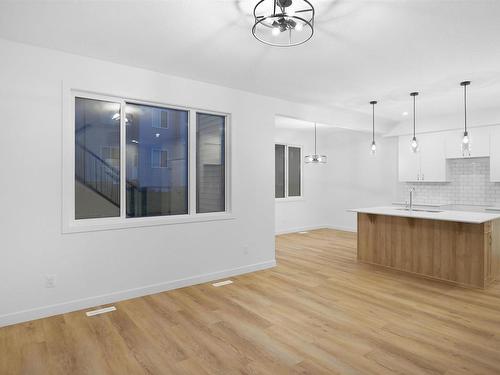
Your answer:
274;127;329;234
0;38;401;326
274;126;399;234
325;130;399;231
0;39;360;326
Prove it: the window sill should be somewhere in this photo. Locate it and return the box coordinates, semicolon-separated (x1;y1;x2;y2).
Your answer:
62;212;234;234
275;197;305;203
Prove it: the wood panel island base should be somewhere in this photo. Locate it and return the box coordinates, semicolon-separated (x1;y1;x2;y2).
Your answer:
356;211;500;289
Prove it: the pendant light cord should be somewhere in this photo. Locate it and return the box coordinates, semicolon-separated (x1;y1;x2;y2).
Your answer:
464;83;467;133
409;92;418;138
314;123;317;154
372;103;375;142
369;100;377;143
413;95;416;137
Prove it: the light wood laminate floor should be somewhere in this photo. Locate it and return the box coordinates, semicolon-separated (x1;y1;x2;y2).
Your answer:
2;229;500;374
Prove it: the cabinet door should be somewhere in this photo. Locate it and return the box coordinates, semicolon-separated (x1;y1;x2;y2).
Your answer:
419;133;447;182
398;136;420;182
491;127;500;182
445;127;490;158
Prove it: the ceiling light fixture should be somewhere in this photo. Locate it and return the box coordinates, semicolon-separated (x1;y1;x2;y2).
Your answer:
252;0;314;47
410;92;419;153
370;100;377;155
460;80;471;157
305;123;327;163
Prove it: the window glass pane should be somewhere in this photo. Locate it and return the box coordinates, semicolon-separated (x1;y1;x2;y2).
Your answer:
288;146;301;197
275;145;285;198
196;113;225;213
75;97;121;219
126;103;188;217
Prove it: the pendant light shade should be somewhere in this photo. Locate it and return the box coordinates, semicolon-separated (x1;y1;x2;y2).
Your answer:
370;100;377;154
461;80;471;157
410;92;419;153
305;123;327;163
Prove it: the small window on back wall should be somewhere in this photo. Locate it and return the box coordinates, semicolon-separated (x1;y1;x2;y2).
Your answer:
275;144;302;199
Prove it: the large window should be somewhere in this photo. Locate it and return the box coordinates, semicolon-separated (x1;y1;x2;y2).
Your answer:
70;92;229;230
275;144;302;199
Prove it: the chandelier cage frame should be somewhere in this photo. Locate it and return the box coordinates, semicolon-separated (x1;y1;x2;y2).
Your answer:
252;0;315;47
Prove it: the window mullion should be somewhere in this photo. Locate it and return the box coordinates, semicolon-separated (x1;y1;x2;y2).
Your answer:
285;145;289;198
120;100;127;219
189;110;197;215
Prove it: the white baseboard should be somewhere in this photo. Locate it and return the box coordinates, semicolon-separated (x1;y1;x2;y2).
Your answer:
0;260;276;328
276;224;356;235
275;225;328;235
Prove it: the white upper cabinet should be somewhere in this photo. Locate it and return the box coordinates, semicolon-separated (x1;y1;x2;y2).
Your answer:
445;127;490;159
398;133;447;182
491;127;500;182
398;125;500;183
419;133;447;182
398;136;420;182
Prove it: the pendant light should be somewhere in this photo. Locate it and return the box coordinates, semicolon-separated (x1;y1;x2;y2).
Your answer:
252;0;315;47
460;80;471;156
410;92;419;153
370;100;377;154
304;123;327;163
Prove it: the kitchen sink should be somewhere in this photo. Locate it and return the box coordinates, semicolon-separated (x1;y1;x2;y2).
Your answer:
396;208;443;213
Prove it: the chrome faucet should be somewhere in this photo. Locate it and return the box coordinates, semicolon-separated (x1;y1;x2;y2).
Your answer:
407;187;416;211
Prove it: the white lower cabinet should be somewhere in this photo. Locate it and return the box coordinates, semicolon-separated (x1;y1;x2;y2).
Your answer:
491;128;500;181
398;133;447;182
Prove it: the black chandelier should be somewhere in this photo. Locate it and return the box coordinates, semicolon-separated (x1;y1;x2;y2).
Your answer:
252;0;315;47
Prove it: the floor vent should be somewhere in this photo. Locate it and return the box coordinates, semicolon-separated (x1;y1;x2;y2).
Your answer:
86;306;116;317
212;280;233;287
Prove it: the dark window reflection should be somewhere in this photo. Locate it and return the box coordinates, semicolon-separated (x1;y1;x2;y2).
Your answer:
126;103;188;217
275;145;285;198
196;113;225;213
288;146;301;197
75;97;121;219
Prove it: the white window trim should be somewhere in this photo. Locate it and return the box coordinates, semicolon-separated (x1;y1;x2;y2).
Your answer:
275;143;304;202
62;85;232;234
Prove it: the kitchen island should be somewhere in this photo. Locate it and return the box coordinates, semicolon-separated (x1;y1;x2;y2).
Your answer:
350;206;500;288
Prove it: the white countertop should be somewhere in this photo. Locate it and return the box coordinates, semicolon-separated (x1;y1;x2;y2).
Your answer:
349;206;500;224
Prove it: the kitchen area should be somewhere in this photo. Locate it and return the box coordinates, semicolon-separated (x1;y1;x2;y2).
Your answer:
351;119;500;289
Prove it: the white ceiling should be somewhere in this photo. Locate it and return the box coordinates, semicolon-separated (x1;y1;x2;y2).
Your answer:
1;0;499;131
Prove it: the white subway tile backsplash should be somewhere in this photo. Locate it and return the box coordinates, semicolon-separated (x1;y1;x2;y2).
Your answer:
398;158;500;206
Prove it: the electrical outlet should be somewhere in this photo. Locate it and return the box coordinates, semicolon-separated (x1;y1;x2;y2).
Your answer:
45;274;56;288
